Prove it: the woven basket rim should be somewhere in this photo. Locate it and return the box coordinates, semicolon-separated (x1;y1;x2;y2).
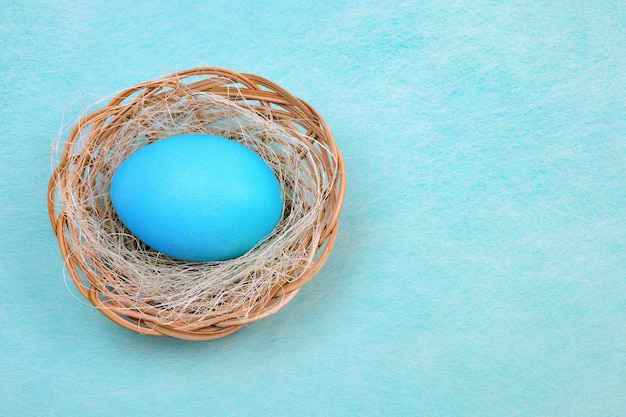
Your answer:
48;67;345;340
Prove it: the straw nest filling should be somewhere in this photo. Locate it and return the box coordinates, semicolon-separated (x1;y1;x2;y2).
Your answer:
48;68;345;340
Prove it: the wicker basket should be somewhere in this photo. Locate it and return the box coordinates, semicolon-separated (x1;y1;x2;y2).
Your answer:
48;67;345;340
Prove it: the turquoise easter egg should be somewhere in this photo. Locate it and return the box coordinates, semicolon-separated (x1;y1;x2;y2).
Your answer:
110;134;283;262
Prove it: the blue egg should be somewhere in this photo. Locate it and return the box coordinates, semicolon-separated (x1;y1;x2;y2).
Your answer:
110;134;283;262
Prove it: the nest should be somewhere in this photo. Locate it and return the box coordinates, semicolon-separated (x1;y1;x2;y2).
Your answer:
48;67;345;340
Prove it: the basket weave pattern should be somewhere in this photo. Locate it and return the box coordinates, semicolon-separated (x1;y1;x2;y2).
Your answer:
48;67;345;340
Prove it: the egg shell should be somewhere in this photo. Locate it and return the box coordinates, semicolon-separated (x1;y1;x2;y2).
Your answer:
110;134;283;262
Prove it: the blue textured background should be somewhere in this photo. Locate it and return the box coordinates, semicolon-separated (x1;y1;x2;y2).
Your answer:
1;1;625;416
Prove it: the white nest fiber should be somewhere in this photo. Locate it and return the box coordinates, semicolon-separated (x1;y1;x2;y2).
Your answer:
52;87;337;324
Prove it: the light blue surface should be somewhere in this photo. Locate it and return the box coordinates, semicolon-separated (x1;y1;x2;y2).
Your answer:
1;1;625;416
111;134;283;262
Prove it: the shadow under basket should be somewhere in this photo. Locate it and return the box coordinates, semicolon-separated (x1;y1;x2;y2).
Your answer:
48;67;345;340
